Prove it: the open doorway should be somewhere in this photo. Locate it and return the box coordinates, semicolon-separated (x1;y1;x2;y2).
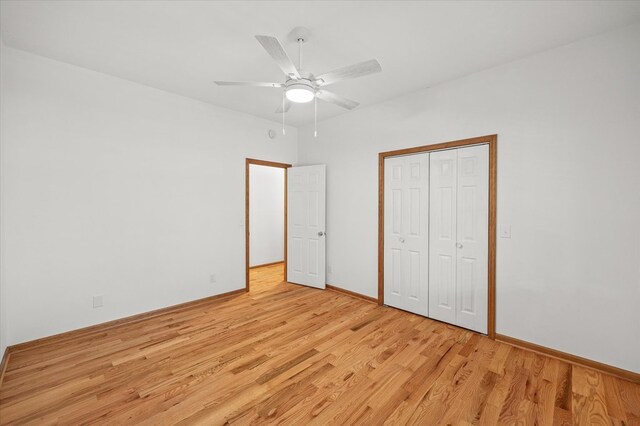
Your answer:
245;158;291;292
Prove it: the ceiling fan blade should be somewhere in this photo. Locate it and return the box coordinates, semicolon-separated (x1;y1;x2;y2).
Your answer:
215;81;283;88
314;59;382;86
316;90;360;110
275;98;291;113
255;35;301;79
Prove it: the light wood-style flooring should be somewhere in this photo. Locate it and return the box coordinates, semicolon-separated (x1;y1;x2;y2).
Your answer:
0;263;638;424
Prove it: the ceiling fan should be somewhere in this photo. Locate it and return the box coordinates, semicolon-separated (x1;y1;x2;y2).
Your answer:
214;27;382;117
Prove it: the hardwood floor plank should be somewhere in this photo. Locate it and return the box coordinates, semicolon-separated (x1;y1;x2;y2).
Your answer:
573;366;612;425
617;377;640;423
0;263;638;425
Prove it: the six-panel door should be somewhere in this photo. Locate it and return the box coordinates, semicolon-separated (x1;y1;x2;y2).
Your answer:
428;145;489;334
287;165;326;289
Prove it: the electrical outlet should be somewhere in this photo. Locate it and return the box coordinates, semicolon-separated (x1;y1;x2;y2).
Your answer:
93;295;103;308
499;224;512;239
210;274;217;284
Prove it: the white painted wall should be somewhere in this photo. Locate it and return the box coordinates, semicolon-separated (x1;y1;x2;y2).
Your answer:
298;24;640;373
0;46;297;347
249;165;284;267
0;40;7;357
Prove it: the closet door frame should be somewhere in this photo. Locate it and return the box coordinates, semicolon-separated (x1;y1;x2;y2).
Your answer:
378;135;497;338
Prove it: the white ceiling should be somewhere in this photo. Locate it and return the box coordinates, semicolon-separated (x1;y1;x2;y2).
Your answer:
2;1;640;126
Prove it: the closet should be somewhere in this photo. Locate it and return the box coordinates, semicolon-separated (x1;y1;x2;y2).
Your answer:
383;144;489;334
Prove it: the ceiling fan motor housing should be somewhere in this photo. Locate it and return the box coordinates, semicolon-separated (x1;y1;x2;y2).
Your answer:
285;79;315;103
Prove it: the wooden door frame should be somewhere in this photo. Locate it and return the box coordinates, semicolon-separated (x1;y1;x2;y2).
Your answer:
378;134;498;339
245;158;292;291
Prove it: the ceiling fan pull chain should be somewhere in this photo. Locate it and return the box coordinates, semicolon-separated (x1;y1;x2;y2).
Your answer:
314;95;318;138
282;91;286;135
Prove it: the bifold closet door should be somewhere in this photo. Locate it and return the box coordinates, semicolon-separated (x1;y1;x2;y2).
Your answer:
429;145;489;334
383;153;430;316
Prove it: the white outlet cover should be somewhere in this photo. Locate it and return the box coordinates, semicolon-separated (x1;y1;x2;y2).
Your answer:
93;295;103;308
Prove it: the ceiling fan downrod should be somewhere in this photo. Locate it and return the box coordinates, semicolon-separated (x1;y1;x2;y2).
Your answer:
298;37;303;71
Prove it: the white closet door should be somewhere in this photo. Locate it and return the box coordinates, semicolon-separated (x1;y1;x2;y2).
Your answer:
384;153;429;316
456;145;489;333
429;145;489;334
428;149;458;325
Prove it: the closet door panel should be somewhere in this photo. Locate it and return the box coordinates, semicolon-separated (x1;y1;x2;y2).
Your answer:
455;145;489;333
404;154;429;314
384;153;429;316
384;157;406;309
428;150;457;325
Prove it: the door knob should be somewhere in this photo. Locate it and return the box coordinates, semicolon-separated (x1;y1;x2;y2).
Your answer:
456;242;463;248
318;231;325;237
399;238;405;243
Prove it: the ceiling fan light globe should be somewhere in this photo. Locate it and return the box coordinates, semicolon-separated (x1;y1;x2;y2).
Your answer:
285;86;315;103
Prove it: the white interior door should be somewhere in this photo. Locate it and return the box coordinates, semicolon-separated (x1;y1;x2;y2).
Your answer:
287;165;326;289
429;145;489;334
384;153;429;316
